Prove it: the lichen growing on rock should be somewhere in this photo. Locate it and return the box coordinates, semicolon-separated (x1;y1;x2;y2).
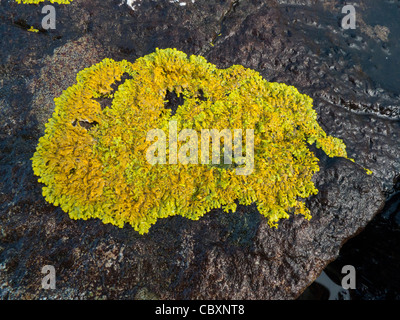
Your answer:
15;0;72;4
31;48;352;234
27;26;39;32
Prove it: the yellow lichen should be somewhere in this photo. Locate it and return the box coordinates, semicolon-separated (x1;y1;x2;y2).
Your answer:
32;48;354;234
27;26;39;32
15;0;72;4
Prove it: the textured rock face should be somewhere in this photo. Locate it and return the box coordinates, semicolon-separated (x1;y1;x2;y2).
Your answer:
0;0;398;299
0;155;385;299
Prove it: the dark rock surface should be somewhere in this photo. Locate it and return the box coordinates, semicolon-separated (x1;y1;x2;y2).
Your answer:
0;154;385;299
0;0;398;299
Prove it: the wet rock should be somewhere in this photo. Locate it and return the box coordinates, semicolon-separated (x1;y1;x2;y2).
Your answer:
0;155;385;299
28;35;106;131
0;0;397;299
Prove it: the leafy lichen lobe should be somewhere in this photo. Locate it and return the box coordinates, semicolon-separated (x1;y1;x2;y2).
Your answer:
32;48;351;234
